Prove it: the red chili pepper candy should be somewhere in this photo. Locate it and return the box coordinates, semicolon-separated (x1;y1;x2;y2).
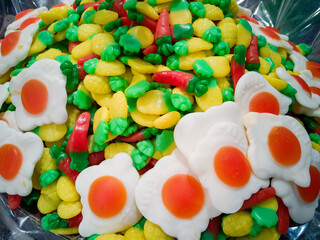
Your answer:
8;194;22;210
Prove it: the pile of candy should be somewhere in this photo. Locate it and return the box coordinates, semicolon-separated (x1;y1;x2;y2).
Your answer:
1;0;320;239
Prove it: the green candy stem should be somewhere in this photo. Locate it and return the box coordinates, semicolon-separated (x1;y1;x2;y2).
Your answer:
72;90;93;110
155;130;174;152
126;80;151;98
109;117;128;135
93;120;109;145
131;148;148;170
193;59;214;78
170;0;189;11
251;207;278;228
69;151;89;172
137;139;155;157
39;169;60;187
203;26;221;44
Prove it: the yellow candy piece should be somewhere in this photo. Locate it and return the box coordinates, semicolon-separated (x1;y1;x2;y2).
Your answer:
192;18;215;38
179;51;206;70
56;176;80;202
137;90;169;115
95;60;126;76
258;57;271;75
91;33;116;56
66;104;81;127
312;141;320;153
92;92;113;107
124;227;146;240
195;85;223;111
93;10;118;25
259;45;281;68
152;149;163;159
96;234;125;240
204;4;224;21
84;74;111;94
169;9;192;25
39;6;72;25
32;170;42;190
153;2;171;13
144;220;174;240
205;56;230;77
28;33;47;56
236;23;252;48
36;48;63;60
78;24;103;42
162;142;177;156
216;77;230;90
127;58;158;74
254;227;281;240
155;65;172;73
185;37;213;54
130;110;159;128
222;211;253;237
38;180;61;214
217;17;237;48
278;47;288;59
57;201;82;219
50;227;79;235
263;75;287;91
38;123;67;142
228;0;239;17
35;148;58;175
93;106;110;131
54;28;68;42
104;142;135;159
153;111;181;129
72;39;93;59
127;26;154;49
0;68;11;84
135;2;159;20
256;197;278;211
109;91;128;119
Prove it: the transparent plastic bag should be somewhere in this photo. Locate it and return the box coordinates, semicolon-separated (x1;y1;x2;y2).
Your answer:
0;0;320;239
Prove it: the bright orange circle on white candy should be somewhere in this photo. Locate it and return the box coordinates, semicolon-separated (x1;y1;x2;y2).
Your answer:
21;79;48;115
1;31;21;56
88;176;127;218
249;91;280;114
0;144;23;180
214;146;251;187
161;174;204;219
297;166;320;203
268;126;301;166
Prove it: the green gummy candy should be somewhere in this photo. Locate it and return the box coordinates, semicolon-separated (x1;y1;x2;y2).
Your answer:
119;34;142;53
203;26;221;43
109;76;129;92
200;231;215;240
66;25;79;42
166;54;180;70
93;120;109;145
155;130;174;152
126;80;150;98
134;217;147;230
174;40;189;56
157;43;174;56
258;35;267;49
83;58;99;74
189;2;205;18
171;94;192;111
72;90;93;110
251;207;278;228
69;152;89;172
41;212;68;231
109;117;128;135
127;97;137;112
213;40;230;56
170;0;189;11
38;30;54;46
53;18;70;32
193;59;213;78
222;87;234;102
39;169;60;187
172;24;194;40
131;148;148;170
143;53;163;65
101;42;121;61
137;139;155;157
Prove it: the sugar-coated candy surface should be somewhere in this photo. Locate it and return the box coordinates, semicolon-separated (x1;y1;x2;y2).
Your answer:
0;0;320;239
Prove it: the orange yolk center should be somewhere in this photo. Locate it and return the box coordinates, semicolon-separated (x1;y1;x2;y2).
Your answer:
162;174;204;219
15;9;34;21
297;166;320;203
21;79;48;115
0;144;23;180
249;91;280;114
291;75;312;96
214;146;251;187
306;61;320;79
268;126;301;166
1;31;21;56
20;17;40;30
259;27;281;40
88;176;127;218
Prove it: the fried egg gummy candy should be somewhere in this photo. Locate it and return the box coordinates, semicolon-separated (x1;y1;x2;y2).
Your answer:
1;0;320;239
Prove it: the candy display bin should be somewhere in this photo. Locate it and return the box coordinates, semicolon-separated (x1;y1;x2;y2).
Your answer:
0;0;320;239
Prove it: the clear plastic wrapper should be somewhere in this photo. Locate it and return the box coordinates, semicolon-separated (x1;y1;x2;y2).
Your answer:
0;0;319;239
